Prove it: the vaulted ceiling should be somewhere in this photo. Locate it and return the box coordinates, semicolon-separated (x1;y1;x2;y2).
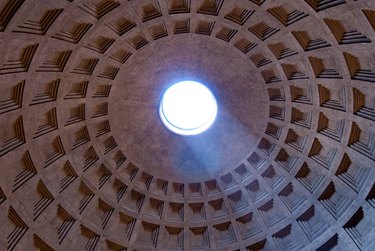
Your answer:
0;0;375;250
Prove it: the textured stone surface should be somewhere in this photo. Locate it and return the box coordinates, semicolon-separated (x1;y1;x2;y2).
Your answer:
0;0;374;251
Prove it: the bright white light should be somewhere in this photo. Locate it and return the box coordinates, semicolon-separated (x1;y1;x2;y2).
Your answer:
160;81;217;135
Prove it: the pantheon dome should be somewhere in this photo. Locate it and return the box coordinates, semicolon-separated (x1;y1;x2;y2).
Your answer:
1;0;375;250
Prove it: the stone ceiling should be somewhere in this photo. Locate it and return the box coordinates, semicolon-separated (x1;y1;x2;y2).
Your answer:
0;0;375;250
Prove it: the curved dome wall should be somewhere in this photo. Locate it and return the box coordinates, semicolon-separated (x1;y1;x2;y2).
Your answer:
0;0;375;250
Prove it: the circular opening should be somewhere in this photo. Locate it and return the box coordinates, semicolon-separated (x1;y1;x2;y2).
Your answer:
159;81;217;136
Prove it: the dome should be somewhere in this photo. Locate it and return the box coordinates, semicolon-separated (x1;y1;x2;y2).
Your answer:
0;0;375;250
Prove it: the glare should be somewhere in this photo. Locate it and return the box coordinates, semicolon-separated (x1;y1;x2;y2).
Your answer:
160;81;217;135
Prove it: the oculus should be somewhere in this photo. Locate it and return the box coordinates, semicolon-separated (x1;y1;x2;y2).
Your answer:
159;81;217;135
